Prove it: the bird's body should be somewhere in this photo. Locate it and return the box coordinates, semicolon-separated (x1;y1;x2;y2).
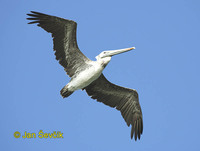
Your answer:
67;61;104;91
62;56;111;96
27;11;143;140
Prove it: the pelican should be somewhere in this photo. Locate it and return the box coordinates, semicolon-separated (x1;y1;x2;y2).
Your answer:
27;11;143;140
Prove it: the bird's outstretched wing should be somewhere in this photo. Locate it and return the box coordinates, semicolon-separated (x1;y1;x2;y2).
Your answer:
84;74;143;140
27;11;91;77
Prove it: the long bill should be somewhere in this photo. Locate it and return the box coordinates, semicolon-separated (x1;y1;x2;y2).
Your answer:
106;47;135;56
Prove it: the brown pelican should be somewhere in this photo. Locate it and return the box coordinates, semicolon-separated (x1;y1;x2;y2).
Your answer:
27;11;143;140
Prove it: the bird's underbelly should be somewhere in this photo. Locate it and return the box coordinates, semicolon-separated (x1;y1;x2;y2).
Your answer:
67;65;103;91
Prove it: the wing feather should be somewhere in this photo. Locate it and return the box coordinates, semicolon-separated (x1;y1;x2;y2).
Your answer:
84;74;143;140
27;11;91;77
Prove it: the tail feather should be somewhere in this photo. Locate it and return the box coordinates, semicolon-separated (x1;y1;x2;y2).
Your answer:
60;85;74;98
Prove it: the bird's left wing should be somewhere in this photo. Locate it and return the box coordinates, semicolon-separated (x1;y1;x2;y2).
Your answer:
84;74;143;140
27;11;91;77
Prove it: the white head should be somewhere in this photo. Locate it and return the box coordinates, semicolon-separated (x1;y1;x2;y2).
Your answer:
95;47;135;67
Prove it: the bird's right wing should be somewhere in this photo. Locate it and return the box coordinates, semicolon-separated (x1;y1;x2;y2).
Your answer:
84;74;143;140
27;11;91;77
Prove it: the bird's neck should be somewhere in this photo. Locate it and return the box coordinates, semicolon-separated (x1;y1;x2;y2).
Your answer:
96;57;111;68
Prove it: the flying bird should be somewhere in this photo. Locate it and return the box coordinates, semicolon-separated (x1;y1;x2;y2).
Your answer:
27;11;143;140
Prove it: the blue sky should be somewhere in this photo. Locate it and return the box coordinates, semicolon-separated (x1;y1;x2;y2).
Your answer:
1;0;200;150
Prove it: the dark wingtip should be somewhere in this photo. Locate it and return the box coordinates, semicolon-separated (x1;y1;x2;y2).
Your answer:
131;133;133;139
27;11;37;15
134;121;138;141
130;118;143;141
26;17;36;20
30;11;36;13
26;11;40;24
27;11;44;17
131;124;134;139
30;11;48;16
30;11;40;14
27;21;39;24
